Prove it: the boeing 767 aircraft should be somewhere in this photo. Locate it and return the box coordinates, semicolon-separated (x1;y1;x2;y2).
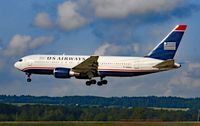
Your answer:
14;25;187;86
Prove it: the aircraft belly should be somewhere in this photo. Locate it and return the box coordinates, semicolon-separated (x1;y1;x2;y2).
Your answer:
99;70;156;77
24;69;53;75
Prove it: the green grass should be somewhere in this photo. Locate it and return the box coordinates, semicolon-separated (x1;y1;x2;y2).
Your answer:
0;121;200;126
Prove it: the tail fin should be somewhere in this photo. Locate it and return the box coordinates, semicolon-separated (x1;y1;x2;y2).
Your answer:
147;25;187;60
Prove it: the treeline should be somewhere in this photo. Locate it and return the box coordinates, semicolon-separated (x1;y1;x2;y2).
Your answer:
0;95;200;109
0;104;198;121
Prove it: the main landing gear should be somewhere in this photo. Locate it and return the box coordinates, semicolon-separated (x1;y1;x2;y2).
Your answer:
85;77;108;86
97;80;107;86
86;79;96;86
26;73;32;82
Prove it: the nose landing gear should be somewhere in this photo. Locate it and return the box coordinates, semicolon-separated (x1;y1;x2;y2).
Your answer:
27;78;31;82
26;73;32;82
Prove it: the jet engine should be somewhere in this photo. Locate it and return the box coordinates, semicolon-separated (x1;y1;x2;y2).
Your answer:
53;68;77;78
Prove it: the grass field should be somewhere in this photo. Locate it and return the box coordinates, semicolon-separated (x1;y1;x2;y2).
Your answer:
0;121;200;126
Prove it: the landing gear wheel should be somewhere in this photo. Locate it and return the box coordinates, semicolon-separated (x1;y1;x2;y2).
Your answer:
99;76;107;85
102;80;108;85
86;81;92;86
27;78;31;82
26;73;32;82
97;81;103;86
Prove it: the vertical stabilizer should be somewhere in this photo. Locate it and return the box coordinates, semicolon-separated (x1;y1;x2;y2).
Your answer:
147;25;187;60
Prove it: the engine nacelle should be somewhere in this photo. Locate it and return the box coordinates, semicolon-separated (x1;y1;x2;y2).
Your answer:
53;68;77;79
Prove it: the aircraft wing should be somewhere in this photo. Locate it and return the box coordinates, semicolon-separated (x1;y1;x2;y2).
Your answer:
153;59;177;69
72;56;99;78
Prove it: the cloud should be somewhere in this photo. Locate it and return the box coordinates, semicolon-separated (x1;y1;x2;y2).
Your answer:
94;42;140;56
33;12;53;29
33;1;88;31
0;59;5;70
188;63;200;70
3;35;54;56
57;1;87;31
0;39;3;50
89;0;198;46
33;0;197;33
30;36;54;49
94;43;110;56
91;0;183;19
4;35;32;56
164;63;200;97
187;63;200;78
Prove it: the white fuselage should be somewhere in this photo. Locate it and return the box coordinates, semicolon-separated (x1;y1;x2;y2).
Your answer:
13;25;186;84
14;54;178;78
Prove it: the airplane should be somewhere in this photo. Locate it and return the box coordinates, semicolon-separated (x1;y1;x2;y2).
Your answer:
14;24;187;86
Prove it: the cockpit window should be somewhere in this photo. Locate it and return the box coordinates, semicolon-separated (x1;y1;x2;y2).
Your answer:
18;59;23;62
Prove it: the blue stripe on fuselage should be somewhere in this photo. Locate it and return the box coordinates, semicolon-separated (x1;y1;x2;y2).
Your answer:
24;69;53;74
99;71;156;77
24;68;157;77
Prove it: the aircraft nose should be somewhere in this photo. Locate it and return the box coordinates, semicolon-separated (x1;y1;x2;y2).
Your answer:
14;62;20;69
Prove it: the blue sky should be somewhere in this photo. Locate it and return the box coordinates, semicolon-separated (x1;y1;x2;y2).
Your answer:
0;0;200;97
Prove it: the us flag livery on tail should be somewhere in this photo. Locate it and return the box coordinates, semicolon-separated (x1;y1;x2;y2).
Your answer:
14;25;187;86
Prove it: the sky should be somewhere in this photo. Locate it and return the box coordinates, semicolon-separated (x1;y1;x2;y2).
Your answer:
0;0;200;97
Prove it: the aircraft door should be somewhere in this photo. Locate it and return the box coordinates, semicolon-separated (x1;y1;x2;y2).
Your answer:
133;61;139;70
28;60;33;66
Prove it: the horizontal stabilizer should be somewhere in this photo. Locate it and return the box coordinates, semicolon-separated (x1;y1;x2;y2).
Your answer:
153;59;177;69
